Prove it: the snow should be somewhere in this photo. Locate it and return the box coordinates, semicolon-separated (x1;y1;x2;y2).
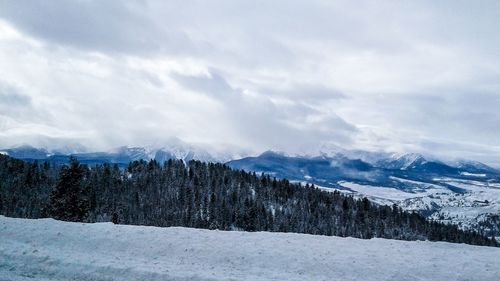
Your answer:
1;216;499;281
338;181;423;201
397;153;425;169
334;177;500;233
461;172;487;177
385;153;427;170
424;178;500;227
389;176;447;194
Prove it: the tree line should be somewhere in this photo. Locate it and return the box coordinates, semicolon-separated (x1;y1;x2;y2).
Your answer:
0;154;496;247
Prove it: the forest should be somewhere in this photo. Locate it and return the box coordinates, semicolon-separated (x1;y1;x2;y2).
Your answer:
0;154;496;247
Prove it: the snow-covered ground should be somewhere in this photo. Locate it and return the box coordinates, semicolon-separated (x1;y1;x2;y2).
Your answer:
336;177;500;232
338;181;442;201
1;216;499;281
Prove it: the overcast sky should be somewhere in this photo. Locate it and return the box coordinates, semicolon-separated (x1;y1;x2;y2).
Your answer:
0;1;499;165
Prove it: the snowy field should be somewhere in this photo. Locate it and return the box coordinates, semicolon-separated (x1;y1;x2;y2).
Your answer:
1;216;499;281
334;178;500;232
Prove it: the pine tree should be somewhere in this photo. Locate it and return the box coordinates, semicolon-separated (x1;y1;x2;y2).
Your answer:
49;157;89;222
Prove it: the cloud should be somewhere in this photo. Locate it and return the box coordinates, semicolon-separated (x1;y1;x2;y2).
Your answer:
0;82;31;108
171;69;235;98
0;1;196;55
0;81;39;121
262;84;346;104
0;1;499;165
171;68;358;152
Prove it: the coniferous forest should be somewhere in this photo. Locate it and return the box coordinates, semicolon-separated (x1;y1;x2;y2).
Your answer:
0;154;496;247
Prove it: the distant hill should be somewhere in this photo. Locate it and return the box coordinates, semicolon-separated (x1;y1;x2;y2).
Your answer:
227;151;500;238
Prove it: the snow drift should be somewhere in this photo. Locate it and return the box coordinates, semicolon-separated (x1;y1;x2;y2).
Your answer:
0;216;499;281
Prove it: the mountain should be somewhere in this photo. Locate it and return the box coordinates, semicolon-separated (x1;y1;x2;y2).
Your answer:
0;143;233;167
452;159;499;174
228;151;500;237
315;144;393;165
227;151;381;188
228;151;499;189
375;153;427;170
0;145;51;160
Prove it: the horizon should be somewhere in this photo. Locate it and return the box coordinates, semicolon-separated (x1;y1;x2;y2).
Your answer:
2;141;499;169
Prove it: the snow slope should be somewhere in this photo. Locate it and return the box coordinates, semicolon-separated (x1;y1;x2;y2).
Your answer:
1;216;499;281
335;177;500;233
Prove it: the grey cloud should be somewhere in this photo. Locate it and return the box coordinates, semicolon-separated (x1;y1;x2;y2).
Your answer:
402;91;500;140
347;89;500;163
418;138;500;167
0;83;31;107
0;1;499;165
140;71;164;88
171;69;358;151
0;0;193;55
262;84;346;102
0;82;33;119
171;69;235;97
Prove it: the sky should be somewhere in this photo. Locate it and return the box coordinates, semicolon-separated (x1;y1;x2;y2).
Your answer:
0;1;499;165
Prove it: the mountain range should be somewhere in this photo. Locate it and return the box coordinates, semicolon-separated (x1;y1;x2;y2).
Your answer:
228;151;500;235
2;144;499;236
0;143;235;167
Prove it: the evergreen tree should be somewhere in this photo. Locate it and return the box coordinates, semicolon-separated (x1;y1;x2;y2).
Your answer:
49;157;89;222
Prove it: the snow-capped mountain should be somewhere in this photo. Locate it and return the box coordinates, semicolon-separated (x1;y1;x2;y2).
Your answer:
227;151;500;236
0;143;237;167
150;141;236;164
313;143;393;165
0;145;51;160
450;159;499;174
375;153;428;170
